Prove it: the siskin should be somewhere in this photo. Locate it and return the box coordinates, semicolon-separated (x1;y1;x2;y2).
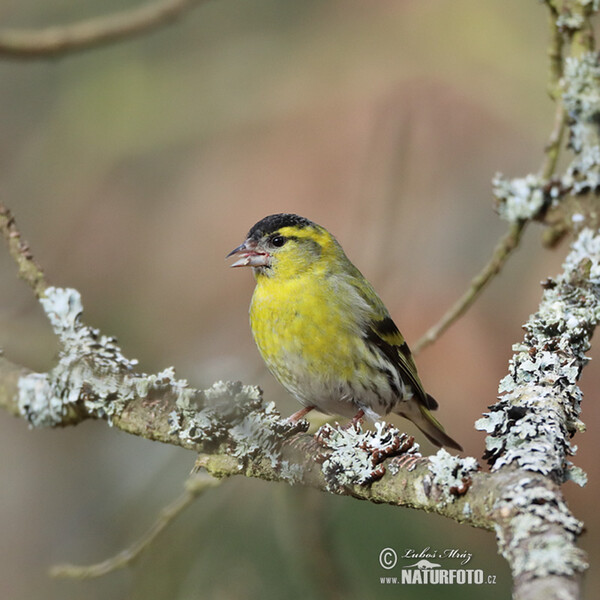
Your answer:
228;213;462;451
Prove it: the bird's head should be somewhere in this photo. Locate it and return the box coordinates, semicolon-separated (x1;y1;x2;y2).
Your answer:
227;213;340;279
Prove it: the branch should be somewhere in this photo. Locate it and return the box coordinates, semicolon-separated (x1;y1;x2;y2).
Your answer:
50;471;222;578
0;348;487;528
475;228;600;598
0;203;47;298
0;0;209;60
0;221;596;596
414;0;569;355
414;220;526;354
0;3;597;596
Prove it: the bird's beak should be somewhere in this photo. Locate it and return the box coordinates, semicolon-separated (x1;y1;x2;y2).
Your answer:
226;238;270;268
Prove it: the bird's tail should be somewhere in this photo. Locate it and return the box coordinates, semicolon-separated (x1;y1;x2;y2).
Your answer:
396;397;462;451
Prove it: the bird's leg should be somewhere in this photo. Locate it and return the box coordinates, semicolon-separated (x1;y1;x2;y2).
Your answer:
343;408;365;431
351;408;365;425
288;405;315;423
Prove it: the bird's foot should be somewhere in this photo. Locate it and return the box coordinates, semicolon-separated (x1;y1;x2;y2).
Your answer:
341;409;365;431
391;453;426;472
287;405;315;424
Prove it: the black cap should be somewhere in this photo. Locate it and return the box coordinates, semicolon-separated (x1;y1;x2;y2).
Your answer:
247;213;314;240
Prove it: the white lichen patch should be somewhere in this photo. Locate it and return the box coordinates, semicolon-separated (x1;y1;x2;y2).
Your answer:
17;373;55;427
494;478;587;578
18;288;306;478
315;421;420;491
493;52;600;224
563;52;600;152
563;144;600;195
562;52;600;195
493;173;550;223
169;380;307;482
169;380;260;442
427;449;479;506
553;0;600;28
476;229;600;483
564;462;588;486
556;10;585;30
18;287;142;426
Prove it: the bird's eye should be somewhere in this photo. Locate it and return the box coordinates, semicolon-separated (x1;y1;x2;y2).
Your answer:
270;235;286;247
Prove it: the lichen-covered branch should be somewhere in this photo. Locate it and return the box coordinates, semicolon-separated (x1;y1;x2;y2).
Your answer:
0;286;486;526
0;344;570;538
477;230;599;483
0;3;598;598
483;36;600;598
474;228;600;598
0;228;595;596
495;6;600;248
0;0;209;60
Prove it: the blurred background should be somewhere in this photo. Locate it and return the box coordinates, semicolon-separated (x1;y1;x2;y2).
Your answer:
0;1;598;598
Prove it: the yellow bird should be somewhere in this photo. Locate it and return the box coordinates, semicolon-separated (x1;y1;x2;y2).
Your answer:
228;214;462;451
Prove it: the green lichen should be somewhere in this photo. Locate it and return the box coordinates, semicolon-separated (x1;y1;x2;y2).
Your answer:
564;462;588;486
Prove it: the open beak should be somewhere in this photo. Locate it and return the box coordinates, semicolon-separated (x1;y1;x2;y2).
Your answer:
226;238;270;268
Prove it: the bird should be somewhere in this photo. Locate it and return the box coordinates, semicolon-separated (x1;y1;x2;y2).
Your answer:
227;213;462;451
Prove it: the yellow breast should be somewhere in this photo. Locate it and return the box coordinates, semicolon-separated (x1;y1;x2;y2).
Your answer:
249;272;364;387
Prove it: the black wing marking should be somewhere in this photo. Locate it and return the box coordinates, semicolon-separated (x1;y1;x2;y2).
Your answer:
365;316;436;410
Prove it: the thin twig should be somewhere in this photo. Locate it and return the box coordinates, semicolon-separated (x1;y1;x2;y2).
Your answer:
0;203;47;298
540;11;568;182
0;0;209;60
415;13;568;355
540;104;567;180
413;220;526;354
49;471;222;579
545;3;564;100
